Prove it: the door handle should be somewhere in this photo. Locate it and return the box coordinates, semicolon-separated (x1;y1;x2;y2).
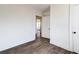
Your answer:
73;32;76;34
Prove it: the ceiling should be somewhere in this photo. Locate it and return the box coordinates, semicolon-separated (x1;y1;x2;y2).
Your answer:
29;4;50;12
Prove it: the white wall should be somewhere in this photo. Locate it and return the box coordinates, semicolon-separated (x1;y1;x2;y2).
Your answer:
41;16;50;38
0;5;40;51
50;4;71;51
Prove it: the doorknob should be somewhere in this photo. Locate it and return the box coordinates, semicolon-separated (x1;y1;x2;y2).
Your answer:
73;32;76;34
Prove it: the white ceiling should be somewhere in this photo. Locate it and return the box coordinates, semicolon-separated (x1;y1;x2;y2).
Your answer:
29;4;50;12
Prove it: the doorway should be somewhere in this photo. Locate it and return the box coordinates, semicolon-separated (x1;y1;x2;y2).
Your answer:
36;16;42;38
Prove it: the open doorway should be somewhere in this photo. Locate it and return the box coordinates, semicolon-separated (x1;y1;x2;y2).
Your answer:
36;15;50;41
36;16;42;38
35;7;50;42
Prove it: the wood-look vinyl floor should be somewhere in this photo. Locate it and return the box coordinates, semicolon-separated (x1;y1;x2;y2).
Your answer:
0;37;76;54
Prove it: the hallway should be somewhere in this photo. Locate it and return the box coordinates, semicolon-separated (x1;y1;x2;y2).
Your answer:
0;37;75;54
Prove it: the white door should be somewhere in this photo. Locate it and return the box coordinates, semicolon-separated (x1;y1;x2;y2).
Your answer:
70;5;79;53
50;5;70;50
41;16;50;38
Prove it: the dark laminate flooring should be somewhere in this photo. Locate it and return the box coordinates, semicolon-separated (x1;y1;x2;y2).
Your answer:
0;37;76;54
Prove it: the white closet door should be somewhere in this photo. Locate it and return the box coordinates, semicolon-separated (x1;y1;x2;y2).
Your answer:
50;5;70;50
70;5;79;53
